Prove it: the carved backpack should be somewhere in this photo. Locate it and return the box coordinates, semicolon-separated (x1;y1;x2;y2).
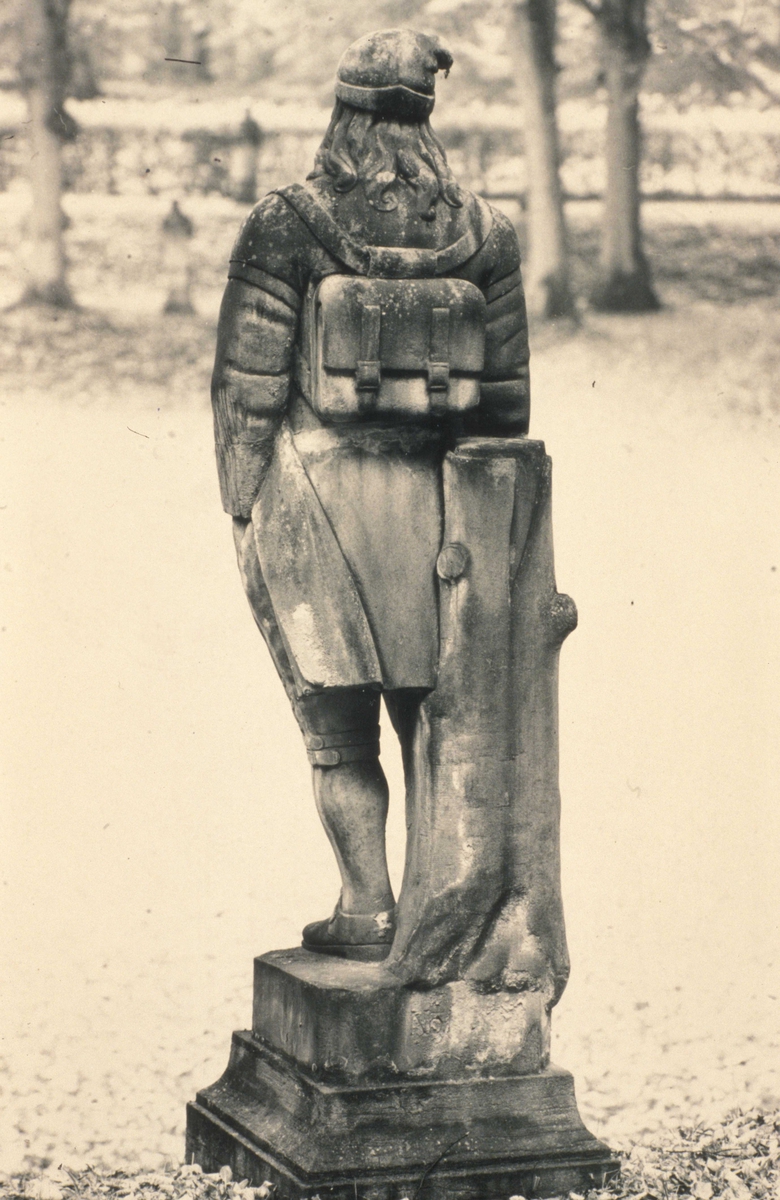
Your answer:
277;185;490;422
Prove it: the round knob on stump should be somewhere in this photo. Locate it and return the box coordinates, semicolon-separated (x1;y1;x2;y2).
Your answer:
436;542;469;581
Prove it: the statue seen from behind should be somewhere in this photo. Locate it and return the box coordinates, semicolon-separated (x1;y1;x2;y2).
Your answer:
187;29;617;1199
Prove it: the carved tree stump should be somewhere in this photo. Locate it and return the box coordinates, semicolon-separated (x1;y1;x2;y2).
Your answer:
389;437;575;1005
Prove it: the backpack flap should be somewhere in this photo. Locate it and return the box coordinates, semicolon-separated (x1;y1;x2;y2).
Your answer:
311;276;486;420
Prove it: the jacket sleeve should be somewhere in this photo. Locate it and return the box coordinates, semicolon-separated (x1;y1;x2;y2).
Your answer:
476;207;531;436
212;194;303;517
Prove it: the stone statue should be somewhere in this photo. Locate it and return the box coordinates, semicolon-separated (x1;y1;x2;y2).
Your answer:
189;29;616;1198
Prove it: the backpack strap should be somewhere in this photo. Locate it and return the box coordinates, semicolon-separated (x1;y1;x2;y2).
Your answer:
275;183;494;279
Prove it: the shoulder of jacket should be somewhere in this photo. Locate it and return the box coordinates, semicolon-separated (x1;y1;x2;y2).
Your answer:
230;189;319;271
260;189;299;214
240;190;303;236
485;202;520;243
479;201;521;269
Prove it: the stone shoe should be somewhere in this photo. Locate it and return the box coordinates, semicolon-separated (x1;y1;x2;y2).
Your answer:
302;898;395;961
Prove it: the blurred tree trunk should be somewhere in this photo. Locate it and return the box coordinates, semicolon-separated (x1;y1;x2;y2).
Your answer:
511;0;575;320
577;0;659;310
18;0;75;307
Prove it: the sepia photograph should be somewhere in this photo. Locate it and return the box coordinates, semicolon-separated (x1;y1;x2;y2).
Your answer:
1;1;778;1198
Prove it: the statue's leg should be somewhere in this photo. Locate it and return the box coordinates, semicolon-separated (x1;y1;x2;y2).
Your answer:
297;688;394;917
298;689;396;958
312;761;392;912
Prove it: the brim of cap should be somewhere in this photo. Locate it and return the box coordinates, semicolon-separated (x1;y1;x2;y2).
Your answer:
335;80;435;120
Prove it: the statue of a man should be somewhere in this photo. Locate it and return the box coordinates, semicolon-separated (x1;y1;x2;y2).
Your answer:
211;28;530;961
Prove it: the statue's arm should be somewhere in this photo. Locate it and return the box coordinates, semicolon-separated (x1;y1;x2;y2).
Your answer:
211;196;303;518
477;209;531;437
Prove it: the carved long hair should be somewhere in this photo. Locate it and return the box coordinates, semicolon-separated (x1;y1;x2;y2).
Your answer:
308;100;464;221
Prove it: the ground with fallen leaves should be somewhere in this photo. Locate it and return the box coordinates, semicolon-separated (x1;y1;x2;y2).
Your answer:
4;1110;780;1200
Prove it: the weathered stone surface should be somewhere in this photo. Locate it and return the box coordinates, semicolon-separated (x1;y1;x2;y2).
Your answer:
251;425;383;694
252;949;548;1081
292;423;443;690
388;438;574;1001
187;950;616;1197
187;1031;618;1199
192;28;617;1196
195;418;603;1197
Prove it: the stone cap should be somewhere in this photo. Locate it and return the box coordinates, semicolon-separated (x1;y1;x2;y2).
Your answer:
335;28;453;120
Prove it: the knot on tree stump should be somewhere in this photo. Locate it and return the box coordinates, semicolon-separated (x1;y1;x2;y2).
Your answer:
543;591;578;643
436;542;470;582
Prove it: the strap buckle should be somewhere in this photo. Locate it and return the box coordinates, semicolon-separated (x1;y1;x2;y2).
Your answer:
356;359;381;391
427;361;450;392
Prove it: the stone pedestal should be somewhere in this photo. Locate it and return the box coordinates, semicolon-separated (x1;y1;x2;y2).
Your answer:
186;951;617;1199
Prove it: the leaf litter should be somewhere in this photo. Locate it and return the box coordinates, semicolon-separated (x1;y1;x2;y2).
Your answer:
2;1109;778;1200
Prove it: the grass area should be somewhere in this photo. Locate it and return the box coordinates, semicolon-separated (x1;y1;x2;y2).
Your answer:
564;220;780;307
0;306;214;404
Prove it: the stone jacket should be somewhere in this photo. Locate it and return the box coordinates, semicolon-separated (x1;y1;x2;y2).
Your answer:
212;180;531;520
